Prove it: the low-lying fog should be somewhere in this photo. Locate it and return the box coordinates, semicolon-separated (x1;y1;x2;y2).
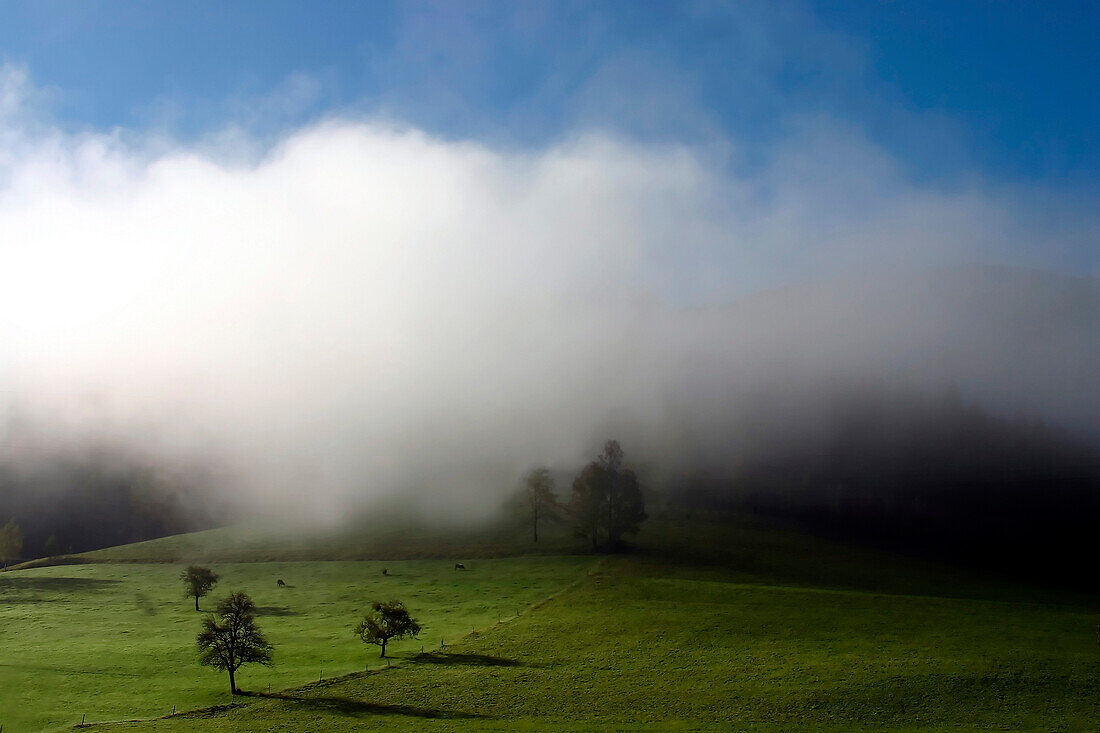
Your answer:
1;65;1098;526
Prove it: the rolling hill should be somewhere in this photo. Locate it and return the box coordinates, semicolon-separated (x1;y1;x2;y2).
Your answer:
1;514;1096;731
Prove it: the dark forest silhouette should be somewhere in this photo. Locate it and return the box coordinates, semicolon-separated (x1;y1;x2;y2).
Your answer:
0;451;223;559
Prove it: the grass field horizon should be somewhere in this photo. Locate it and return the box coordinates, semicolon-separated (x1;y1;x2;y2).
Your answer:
2;514;1097;731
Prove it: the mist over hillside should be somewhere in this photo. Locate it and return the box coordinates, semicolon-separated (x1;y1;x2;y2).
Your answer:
2;71;1098;556
0;445;224;557
3;262;1098;566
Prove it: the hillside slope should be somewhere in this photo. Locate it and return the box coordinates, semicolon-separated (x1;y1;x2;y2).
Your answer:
0;515;1090;731
87;546;1100;732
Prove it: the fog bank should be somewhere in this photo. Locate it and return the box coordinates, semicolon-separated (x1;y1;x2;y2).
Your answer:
2;66;1098;523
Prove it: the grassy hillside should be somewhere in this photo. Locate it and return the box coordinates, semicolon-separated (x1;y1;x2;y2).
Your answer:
0;557;591;732
90;552;1099;732
1;515;1097;731
63;513;580;564
39;513;1086;604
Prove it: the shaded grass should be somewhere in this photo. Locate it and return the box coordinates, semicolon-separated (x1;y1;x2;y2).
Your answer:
408;652;522;667
634;516;1099;606
240;689;491;719
67;514;580;565
52;513;1093;608
0;576;122;606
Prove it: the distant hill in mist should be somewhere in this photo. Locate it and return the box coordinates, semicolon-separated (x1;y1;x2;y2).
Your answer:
666;383;1100;580
0;449;225;559
2;264;1098;570
656;265;1100;583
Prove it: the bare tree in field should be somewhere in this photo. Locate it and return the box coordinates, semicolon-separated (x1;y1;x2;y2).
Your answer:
181;565;219;611
355;600;420;658
197;592;273;694
524;466;558;543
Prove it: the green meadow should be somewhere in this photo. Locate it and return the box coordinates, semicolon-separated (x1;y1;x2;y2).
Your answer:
1;517;1097;731
0;557;591;731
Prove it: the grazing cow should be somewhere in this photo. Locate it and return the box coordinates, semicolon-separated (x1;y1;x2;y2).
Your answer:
454;563;466;570
381;568;388;576
277;579;286;587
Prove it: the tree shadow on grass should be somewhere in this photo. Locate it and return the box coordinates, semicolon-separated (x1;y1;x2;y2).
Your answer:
253;605;303;617
409;652;521;667
0;660;143;676
0;577;121;591
0;576;121;603
243;691;488;719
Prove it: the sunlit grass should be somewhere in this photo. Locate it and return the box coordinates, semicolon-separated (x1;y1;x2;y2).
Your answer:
89;554;1100;732
0;557;591;731
3;516;1097;731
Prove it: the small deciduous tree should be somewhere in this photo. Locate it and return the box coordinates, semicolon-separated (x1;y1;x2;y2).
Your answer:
181;565;219;611
524;466;558;543
196;591;273;694
0;520;24;566
355;600;420;658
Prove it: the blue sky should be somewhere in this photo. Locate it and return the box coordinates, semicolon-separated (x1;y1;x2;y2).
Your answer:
2;0;1097;187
